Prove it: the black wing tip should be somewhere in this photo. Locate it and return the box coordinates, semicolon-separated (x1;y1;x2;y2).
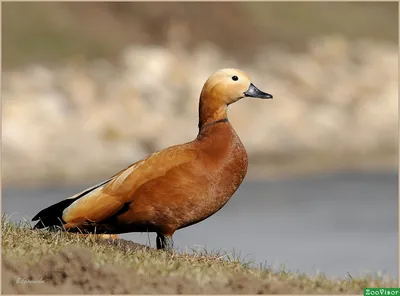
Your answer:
32;221;44;229
31;216;66;230
32;208;49;222
31;177;113;223
31;199;74;224
30;178;113;229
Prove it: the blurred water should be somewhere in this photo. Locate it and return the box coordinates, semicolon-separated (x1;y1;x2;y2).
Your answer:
2;171;398;278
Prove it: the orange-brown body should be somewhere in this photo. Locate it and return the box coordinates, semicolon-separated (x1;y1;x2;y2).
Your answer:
90;122;247;235
32;68;272;250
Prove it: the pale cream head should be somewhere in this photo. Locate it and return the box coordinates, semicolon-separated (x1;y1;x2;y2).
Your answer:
198;68;272;128
200;68;272;105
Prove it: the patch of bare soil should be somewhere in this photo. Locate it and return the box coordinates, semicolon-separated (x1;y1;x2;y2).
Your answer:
2;247;293;294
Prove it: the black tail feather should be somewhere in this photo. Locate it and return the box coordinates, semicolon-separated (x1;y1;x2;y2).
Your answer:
32;199;76;229
33;216;65;229
32;178;114;230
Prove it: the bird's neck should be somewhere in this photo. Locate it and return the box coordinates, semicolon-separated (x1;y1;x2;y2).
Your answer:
198;97;228;130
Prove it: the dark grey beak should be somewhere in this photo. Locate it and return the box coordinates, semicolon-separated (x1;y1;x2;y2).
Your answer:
244;83;273;99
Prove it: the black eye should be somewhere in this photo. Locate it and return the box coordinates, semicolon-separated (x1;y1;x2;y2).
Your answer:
232;76;238;81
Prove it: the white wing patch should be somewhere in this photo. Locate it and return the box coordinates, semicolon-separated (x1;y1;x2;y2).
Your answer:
111;162;140;187
62;185;106;217
111;149;166;188
65;177;113;200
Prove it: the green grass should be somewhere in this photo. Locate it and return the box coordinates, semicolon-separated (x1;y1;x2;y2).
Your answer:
2;214;397;293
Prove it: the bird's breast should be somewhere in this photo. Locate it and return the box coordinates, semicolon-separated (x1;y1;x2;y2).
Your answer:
204;130;248;203
184;125;248;223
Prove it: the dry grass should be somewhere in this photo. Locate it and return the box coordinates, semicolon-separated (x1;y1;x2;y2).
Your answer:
2;215;397;294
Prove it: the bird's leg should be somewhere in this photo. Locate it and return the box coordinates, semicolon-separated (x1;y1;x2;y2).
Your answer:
156;234;163;249
156;233;174;252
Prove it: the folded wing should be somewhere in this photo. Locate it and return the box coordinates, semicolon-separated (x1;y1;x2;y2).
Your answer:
32;145;197;230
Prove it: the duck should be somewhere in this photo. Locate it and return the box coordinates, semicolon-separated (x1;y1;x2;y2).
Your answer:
32;68;273;251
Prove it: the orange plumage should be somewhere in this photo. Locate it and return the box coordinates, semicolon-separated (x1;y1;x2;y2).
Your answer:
32;68;273;251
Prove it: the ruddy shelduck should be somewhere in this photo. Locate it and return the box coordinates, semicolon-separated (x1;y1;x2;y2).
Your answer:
32;69;273;251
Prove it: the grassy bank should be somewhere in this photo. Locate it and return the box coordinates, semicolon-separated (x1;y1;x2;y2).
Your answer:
2;217;396;294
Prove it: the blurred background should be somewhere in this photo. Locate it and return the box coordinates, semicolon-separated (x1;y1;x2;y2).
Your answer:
2;2;398;277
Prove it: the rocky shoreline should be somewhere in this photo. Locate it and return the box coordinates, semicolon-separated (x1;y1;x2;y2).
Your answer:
3;36;397;186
